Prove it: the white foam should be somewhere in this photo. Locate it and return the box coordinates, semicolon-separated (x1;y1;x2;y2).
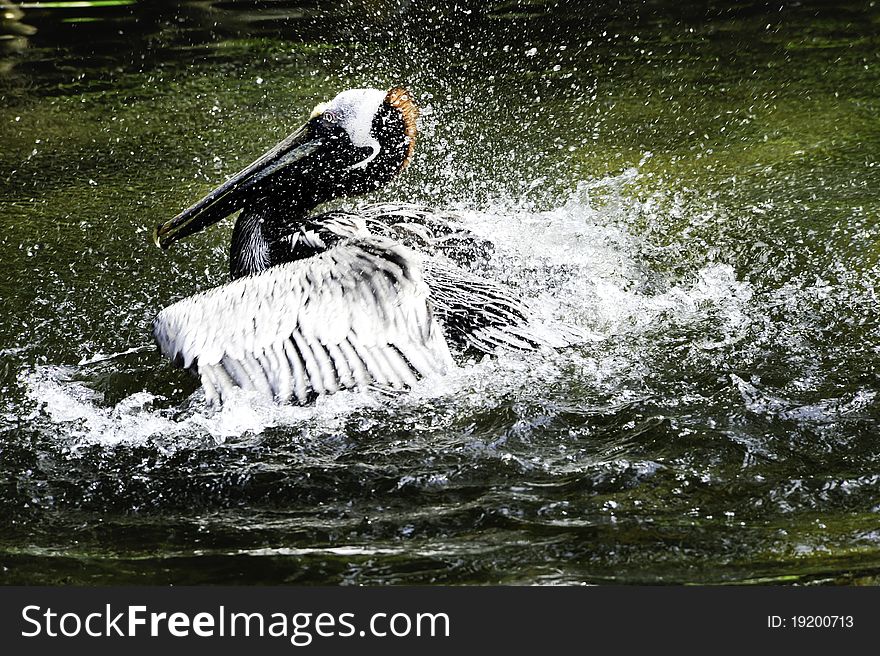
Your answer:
21;366;185;448
20;364;388;448
451;169;753;343
77;345;153;366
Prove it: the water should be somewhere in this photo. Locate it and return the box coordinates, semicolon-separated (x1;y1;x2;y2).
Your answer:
1;0;879;584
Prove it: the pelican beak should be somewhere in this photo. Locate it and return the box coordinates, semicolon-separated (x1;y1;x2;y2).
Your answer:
153;122;323;249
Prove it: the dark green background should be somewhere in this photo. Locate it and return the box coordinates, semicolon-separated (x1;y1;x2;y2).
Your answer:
1;0;878;584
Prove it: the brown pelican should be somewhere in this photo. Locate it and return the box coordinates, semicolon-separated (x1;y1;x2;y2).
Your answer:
152;87;568;405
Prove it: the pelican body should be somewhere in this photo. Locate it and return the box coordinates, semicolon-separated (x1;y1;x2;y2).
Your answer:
152;87;561;405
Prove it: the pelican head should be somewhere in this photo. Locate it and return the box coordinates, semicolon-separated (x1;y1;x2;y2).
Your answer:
154;87;418;249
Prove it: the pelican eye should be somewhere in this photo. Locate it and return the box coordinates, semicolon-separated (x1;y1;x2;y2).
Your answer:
323;110;338;123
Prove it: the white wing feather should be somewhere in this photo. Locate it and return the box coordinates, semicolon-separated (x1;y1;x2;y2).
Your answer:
152;237;453;404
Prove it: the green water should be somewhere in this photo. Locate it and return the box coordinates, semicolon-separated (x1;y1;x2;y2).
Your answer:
1;0;879;584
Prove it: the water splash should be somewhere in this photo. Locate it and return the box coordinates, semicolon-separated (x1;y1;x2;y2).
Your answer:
17;167;756;449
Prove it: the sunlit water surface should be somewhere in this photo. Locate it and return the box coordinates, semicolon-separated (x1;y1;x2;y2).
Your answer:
1;0;879;584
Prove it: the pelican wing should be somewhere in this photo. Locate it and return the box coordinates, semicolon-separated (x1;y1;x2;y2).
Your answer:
318;203;494;268
422;260;580;354
152;238;454;404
